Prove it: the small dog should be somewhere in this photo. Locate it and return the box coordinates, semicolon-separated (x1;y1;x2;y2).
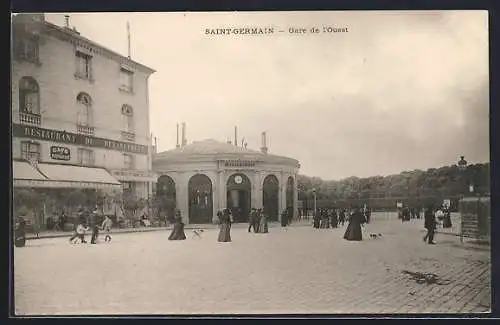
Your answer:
192;229;204;239
369;233;383;239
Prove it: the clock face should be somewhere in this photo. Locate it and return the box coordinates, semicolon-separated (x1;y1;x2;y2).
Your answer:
234;175;243;184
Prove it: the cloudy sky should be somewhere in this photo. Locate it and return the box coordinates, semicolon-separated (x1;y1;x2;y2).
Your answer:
45;11;489;180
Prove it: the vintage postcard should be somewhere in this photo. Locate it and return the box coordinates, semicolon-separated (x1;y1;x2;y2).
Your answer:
11;11;490;316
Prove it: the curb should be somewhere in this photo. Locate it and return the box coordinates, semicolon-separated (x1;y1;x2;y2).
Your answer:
25;222;312;240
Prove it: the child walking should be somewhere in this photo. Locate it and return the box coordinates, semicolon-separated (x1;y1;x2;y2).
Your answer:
101;215;113;243
69;221;88;244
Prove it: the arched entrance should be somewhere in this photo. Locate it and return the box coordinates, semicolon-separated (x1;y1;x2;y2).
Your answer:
157;175;176;222
188;174;213;224
226;173;251;223
286;176;294;219
263;174;279;221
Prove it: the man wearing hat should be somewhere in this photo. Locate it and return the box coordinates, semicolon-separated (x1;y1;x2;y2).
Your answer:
90;208;101;244
248;208;257;233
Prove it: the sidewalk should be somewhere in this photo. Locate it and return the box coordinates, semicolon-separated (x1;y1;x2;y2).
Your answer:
25;220;312;240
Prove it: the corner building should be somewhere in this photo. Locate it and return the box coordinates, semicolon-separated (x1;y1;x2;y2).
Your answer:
11;14;156;212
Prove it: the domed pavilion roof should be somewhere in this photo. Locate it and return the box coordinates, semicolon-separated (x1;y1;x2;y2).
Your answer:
153;139;299;166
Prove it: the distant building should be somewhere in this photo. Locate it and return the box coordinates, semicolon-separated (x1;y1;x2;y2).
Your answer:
153;127;300;224
12;14;156;218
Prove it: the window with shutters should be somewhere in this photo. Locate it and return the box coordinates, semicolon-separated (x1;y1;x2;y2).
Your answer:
13;31;40;64
123;154;134;169
76;93;93;125
21;141;40;162
19;77;40;114
77;148;95;166
119;68;134;92
75;51;93;80
120;104;135;141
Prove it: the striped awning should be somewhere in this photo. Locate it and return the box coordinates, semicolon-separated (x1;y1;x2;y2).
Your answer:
13;161;48;181
13;162;122;189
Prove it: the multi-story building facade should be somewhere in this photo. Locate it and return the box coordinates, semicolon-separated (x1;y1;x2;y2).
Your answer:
11;13;156;209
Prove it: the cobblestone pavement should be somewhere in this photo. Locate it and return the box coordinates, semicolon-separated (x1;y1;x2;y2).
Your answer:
14;214;490;315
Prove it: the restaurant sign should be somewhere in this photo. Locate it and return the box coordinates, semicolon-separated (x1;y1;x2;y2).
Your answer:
50;146;70;161
13;124;148;155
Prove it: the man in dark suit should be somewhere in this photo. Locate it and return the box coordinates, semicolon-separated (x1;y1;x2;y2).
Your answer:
90;209;101;244
423;205;437;244
248;208;257;232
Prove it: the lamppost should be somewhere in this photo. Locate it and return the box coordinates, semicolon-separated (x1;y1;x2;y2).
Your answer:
312;188;317;217
405;175;410;207
458;156;469;197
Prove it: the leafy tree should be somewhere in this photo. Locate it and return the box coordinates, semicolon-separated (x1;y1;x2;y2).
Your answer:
297;162;490;210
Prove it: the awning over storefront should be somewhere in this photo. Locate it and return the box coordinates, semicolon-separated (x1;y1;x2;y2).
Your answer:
13;163;122;190
13;161;48;181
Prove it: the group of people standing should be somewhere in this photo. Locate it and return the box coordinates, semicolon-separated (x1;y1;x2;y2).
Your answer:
399;206;422;222
248;208;269;234
313;207;371;230
312;206;371;241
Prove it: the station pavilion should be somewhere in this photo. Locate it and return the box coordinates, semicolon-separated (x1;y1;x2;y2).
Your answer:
152;137;300;224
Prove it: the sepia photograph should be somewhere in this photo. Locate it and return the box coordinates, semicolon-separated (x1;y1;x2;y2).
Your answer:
11;10;490;316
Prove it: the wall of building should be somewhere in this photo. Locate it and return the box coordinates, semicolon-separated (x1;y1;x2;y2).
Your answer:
12;16;154;199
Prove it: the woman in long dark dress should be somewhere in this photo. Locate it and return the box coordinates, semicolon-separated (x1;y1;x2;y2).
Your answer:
324;209;331;228
168;210;186;240
218;209;232;242
280;209;288;227
14;217;26;247
338;209;346;226
442;208;452;229
330;209;338;228
343;207;365;241
313;210;320;229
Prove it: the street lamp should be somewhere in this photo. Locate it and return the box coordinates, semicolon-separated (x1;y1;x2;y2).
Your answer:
458;156;468;196
404;175;410;207
312;188;317;217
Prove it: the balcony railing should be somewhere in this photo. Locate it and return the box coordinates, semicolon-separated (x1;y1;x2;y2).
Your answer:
121;131;135;142
77;124;95;135
19;112;41;125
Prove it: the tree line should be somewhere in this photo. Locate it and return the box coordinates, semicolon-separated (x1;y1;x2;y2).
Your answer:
297;163;490;211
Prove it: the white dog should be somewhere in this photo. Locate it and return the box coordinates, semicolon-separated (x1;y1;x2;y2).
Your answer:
192;229;204;239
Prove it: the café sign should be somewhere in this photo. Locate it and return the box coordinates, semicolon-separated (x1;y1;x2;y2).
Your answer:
50;146;70;161
13;124;148;155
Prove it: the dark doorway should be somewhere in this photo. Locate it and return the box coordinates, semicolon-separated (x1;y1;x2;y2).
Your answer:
263;174;279;221
286;176;294;219
157;175;176;222
188;174;213;224
226;173;251;223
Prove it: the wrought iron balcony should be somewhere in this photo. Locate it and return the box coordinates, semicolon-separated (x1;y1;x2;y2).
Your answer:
77;124;95;135
19;111;41;125
121;131;135;142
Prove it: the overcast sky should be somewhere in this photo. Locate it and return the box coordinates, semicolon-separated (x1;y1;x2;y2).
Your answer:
45;11;489;180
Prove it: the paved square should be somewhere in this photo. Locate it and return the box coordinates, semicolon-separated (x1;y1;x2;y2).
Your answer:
14;214;491;315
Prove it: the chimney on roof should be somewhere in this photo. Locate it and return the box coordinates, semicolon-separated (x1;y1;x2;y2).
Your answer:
234;126;238;147
261;131;268;154
64;15;70;28
181;122;187;146
176;123;180;148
